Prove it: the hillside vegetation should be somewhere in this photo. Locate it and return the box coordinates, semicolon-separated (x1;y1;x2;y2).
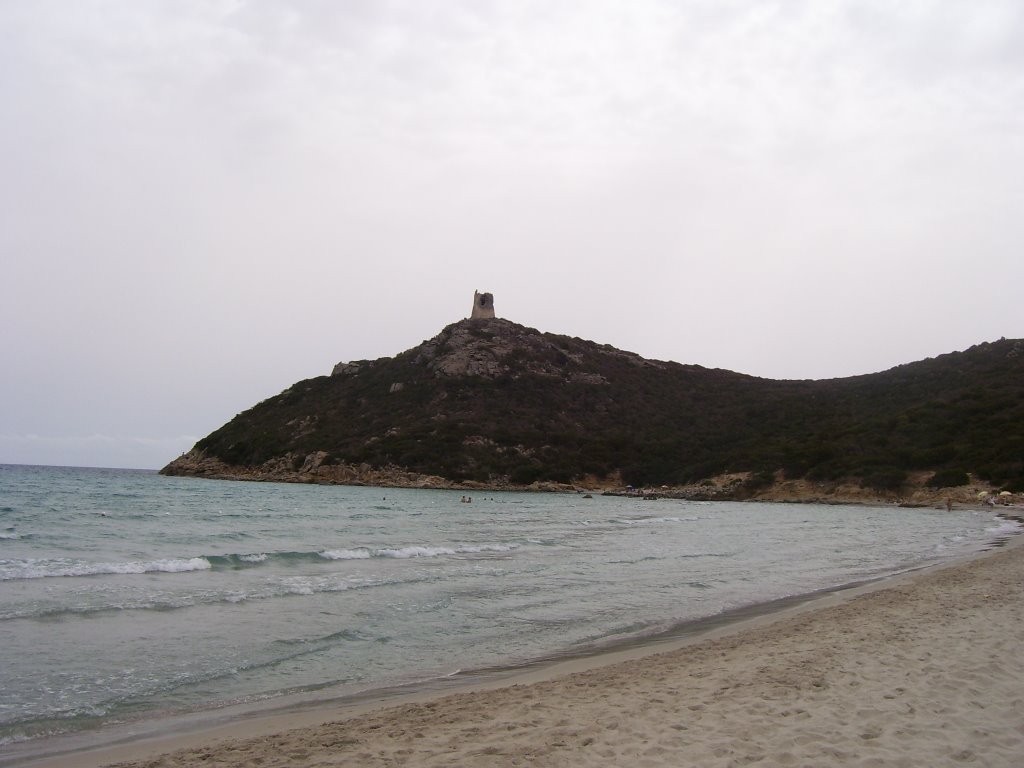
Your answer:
162;319;1024;494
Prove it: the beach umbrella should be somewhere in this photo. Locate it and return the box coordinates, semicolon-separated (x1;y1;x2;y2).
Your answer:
999;491;1012;496
977;491;989;498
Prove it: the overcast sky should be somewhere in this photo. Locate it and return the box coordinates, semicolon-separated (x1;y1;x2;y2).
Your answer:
2;1;1022;469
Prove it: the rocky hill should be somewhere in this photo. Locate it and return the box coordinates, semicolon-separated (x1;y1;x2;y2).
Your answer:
161;319;1024;499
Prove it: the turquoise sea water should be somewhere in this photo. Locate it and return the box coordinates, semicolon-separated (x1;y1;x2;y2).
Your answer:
0;464;1018;754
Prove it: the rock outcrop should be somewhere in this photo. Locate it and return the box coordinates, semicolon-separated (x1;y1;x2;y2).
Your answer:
408;318;652;381
161;448;579;493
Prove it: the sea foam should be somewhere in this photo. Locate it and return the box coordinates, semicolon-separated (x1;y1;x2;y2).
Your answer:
985;518;1024;537
0;557;212;580
378;543;517;559
320;548;372;560
377;546;458;559
320;543;518;560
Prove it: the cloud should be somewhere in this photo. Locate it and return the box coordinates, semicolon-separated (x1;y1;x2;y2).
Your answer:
0;1;1022;467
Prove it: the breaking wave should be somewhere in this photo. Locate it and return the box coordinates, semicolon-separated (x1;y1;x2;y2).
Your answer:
0;557;211;581
1;542;520;581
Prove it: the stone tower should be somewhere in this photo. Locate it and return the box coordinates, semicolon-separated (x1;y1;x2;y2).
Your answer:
471;290;495;319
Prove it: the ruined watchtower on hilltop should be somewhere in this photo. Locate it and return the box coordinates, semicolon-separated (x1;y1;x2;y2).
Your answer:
471;291;495;319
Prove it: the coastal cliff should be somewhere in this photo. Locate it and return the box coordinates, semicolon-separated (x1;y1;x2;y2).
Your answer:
162;320;1024;501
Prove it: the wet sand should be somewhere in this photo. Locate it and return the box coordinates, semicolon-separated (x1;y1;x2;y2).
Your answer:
20;538;1024;768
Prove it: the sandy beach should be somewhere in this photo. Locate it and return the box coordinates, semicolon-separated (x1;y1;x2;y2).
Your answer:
21;536;1024;768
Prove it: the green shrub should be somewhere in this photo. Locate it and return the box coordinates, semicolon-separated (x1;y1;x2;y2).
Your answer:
807;462;848;481
743;470;777;491
510;464;543;485
1001;476;1024;493
861;469;907;492
926;469;970;488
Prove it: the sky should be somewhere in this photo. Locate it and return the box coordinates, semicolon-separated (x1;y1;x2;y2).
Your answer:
2;0;1022;470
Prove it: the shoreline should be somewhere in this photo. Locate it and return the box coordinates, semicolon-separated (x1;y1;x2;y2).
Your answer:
161;452;1024;509
13;532;1022;768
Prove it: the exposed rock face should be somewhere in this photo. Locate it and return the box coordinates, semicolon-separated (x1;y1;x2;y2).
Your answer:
160;451;1024;506
161;448;578;492
163;448;440;487
411;318;653;381
331;317;659;382
332;362;362;376
331;359;386;377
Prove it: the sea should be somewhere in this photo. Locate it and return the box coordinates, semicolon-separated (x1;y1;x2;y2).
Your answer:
1;463;1019;759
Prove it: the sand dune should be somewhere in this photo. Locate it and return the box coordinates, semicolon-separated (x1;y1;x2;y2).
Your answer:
28;539;1024;768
